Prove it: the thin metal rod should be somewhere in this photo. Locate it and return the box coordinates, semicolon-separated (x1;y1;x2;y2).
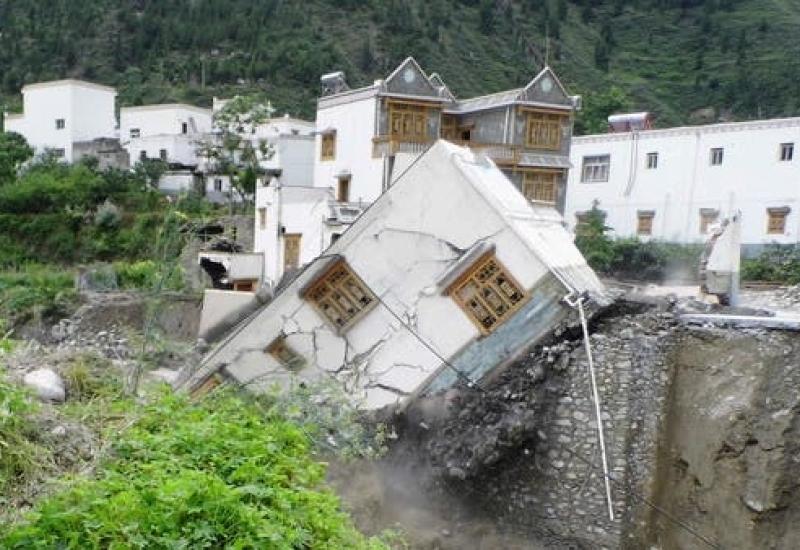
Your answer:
576;297;615;521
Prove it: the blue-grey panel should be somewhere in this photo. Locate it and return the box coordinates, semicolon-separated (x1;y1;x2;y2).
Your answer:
424;275;569;393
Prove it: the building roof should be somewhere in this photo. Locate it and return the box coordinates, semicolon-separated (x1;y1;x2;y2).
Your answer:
21;79;116;94
573;115;800;144
120;103;213;116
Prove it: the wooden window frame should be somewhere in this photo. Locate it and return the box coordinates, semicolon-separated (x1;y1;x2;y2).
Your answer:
321;131;336;161
440;114;459;141
445;252;529;336
699;210;719;234
525;111;565;150
522;170;559;204
266;336;306;371
388;100;430;142
233;279;257;292
302;259;377;333
337;175;351;202
283;233;302;271
637;211;655;236
767;208;789;235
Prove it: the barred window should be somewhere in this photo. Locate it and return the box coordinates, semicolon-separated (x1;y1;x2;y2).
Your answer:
525;112;564;150
447;254;528;334
304;260;376;332
389;102;428;140
522;171;558;203
710;147;724;166
646;152;658;169
581;155;610;183
266;336;306;371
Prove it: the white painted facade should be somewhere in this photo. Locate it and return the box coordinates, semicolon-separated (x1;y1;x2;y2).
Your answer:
120;104;212;168
181;141;607;409
3;80;117;162
565;117;800;253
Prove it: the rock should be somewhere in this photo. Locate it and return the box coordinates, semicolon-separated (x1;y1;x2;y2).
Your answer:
149;368;179;384
50;425;68;438
24;368;66;403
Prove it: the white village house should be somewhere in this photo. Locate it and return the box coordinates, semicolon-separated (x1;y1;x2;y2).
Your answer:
254;57;581;290
180;141;608;409
3;79;118;164
565;114;800;255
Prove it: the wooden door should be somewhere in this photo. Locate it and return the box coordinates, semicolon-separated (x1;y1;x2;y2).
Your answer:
284;233;301;271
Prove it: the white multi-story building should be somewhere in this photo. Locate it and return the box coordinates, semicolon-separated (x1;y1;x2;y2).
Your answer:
3;79;117;163
564;116;800;255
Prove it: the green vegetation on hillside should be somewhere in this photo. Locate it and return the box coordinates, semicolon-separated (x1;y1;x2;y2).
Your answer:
0;384;391;548
1;0;798;129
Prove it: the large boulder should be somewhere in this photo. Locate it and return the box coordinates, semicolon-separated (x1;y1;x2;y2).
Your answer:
23;368;66;403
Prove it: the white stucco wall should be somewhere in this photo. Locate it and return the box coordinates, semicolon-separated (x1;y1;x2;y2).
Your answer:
3;81;116;162
121;105;211;167
314;90;384;203
265;135;315;187
191;142;605;409
565;118;800;249
254;184;335;287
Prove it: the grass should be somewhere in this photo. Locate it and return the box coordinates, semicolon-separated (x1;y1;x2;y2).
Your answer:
0;265;77;326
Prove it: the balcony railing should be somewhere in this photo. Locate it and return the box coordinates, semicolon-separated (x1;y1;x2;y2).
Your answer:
372;136;522;165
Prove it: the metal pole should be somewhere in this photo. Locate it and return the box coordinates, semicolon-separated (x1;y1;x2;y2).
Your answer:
576;297;615;521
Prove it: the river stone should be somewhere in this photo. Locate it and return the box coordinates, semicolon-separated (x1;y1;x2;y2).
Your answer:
23;368;66;403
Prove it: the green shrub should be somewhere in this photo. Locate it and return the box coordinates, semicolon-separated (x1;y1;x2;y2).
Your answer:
114;260;185;291
0;265;77;325
742;245;800;284
61;354;123;402
0;373;47;493
2;390;389;549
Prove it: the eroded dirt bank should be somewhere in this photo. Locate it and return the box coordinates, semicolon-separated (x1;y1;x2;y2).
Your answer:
331;299;800;549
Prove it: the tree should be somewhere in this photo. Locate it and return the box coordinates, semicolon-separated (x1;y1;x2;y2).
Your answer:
574;86;633;135
134;158;169;189
0;132;33;185
573;201;614;273
197;94;275;208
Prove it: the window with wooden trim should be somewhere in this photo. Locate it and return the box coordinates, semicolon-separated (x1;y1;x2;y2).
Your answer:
581;155;610;183
637;211;654;236
767;208;789;234
710;147;724;166
233;279;256;292
389;102;428;141
646;152;658;169
304;260;376;332
266;336;306;371
525;112;564;150
699;210;719;234
284;233;301;271
440;114;459;141
522;171;558;204
337;175;351;202
447;254;528;335
780;142;794;162
321;132;336;161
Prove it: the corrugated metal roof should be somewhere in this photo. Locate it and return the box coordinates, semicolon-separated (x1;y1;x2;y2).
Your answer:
518;153;572;169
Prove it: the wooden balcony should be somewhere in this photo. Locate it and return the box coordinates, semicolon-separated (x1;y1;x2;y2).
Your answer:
372;135;525;165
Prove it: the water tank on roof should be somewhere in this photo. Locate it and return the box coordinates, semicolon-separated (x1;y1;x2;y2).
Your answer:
607;112;653;132
320;71;349;97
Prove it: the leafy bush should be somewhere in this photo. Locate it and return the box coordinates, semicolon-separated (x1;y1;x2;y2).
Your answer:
0;265;77;325
93;199;122;230
62;353;123;402
742;244;800;284
2;390;389;549
114;260;185;291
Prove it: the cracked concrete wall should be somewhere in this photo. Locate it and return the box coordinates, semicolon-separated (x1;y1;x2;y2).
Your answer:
188;142;603;409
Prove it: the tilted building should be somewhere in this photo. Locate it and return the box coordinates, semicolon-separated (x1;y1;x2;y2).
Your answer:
180;141;608;409
565;115;800;255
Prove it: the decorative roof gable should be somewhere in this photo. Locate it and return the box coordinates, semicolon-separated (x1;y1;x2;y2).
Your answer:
520;66;572;106
383;57;439;98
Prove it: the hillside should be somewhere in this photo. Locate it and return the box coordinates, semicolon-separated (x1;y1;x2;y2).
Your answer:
1;0;799;130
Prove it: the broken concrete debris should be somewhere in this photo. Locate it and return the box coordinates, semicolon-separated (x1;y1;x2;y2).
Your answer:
177;141;609;409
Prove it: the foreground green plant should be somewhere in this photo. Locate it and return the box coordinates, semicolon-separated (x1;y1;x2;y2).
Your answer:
0;265;77;325
0;373;48;494
2;389;389;549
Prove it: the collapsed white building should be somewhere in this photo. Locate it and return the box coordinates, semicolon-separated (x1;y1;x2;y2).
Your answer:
180;141;608;409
